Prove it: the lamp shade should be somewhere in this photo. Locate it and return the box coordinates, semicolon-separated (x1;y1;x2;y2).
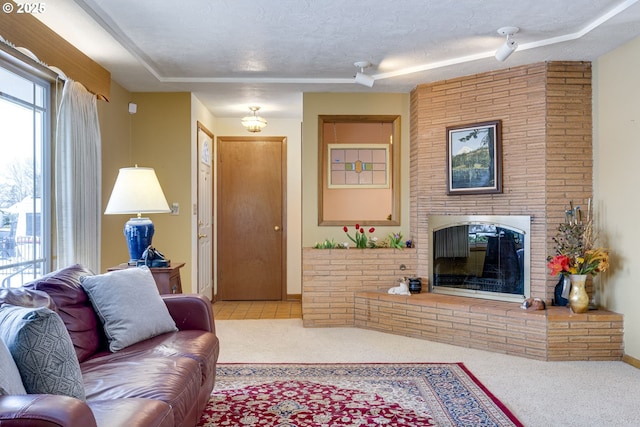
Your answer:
104;167;170;215
104;166;170;264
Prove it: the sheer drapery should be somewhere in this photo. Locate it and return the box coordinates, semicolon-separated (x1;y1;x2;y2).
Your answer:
55;79;101;272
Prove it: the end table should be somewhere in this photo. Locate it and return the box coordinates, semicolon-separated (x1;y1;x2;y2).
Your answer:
107;262;185;294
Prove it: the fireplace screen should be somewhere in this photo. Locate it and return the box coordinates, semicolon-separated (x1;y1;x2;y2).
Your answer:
429;215;530;302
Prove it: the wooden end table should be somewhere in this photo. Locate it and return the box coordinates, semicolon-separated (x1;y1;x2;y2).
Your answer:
107;262;185;294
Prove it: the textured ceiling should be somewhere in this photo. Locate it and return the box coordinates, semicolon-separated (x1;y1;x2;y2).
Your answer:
32;0;640;119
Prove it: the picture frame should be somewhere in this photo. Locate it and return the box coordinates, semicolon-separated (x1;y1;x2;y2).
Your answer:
446;120;502;195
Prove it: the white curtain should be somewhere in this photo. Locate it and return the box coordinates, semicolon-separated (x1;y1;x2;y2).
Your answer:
55;79;101;272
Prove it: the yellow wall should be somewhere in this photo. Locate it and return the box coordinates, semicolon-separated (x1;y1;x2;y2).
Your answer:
302;93;411;246
99;90;304;296
593;34;640;360
98;80;133;272
129;92;194;291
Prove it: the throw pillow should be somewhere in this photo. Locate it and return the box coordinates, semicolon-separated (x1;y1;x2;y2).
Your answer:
0;335;26;395
24;264;103;362
0;305;85;400
0;287;56;310
80;266;178;352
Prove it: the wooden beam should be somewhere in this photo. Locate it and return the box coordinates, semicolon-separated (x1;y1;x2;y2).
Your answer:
0;1;111;100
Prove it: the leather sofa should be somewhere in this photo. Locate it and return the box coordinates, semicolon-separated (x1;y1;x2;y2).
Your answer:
0;264;220;427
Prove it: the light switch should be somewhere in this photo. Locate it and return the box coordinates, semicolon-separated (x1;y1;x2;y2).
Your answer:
170;202;179;215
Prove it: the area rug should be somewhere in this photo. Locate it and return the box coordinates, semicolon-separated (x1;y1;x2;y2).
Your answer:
197;363;523;427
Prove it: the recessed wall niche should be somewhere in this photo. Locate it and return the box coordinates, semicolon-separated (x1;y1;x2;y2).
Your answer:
318;115;400;226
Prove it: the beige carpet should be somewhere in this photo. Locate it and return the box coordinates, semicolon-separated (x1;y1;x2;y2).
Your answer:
216;319;640;427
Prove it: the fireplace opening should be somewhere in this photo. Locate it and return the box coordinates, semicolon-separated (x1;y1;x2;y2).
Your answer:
428;215;530;303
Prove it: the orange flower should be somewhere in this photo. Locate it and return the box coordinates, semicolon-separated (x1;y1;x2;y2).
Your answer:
547;254;570;276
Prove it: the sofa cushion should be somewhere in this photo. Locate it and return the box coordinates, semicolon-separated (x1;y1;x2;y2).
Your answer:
0;287;56;310
81;266;177;352
0;305;85;400
0;335;26;395
82;344;201;425
24;264;102;362
89;398;174;427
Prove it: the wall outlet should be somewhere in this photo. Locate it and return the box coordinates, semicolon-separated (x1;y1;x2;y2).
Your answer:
170;202;179;215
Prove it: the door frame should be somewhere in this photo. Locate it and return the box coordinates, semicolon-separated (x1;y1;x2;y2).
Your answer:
215;136;287;300
196;121;214;299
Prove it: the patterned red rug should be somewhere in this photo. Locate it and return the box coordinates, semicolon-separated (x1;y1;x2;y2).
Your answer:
197;363;523;427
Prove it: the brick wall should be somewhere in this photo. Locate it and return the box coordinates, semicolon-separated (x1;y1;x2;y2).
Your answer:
354;291;623;361
301;62;615;359
410;61;593;302
302;248;417;326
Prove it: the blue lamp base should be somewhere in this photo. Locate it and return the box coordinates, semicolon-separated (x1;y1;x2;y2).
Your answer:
124;217;154;264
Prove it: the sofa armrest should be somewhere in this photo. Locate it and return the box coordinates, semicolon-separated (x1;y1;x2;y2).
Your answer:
0;394;97;427
162;293;215;333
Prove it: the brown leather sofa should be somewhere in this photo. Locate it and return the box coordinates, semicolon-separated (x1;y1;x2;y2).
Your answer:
0;264;220;427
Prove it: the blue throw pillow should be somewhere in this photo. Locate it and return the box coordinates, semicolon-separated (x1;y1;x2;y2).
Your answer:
0;335;26;395
0;305;85;400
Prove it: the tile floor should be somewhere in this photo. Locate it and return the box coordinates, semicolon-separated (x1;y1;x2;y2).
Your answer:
212;300;302;320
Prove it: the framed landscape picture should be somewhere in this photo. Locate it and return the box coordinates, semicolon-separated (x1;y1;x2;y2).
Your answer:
446;120;502;195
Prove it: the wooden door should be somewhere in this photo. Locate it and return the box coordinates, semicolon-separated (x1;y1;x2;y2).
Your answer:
196;123;213;299
216;136;286;300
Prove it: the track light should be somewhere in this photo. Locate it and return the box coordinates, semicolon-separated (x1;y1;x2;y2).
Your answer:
495;27;519;62
354;61;374;87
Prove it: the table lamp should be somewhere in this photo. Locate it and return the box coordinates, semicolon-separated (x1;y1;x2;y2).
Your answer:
104;166;170;264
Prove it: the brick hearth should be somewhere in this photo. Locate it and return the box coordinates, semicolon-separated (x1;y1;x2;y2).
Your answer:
302;248;623;361
354;291;623;361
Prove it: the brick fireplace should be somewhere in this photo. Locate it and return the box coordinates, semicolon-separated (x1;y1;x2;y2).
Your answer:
302;62;623;361
410;61;593;302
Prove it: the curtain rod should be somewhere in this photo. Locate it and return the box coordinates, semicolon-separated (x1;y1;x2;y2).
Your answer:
0;35;106;101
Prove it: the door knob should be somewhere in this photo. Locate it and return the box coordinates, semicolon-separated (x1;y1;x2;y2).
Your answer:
198;233;208;239
274;226;281;231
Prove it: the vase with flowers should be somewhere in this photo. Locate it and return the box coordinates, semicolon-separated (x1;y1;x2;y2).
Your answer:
547;200;610;313
387;232;404;249
343;224;376;248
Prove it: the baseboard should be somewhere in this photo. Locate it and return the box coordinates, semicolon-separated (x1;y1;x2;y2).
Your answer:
623;354;640;369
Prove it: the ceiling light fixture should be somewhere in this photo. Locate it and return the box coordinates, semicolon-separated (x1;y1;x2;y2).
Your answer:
354;61;374;87
495;26;519;62
241;106;267;132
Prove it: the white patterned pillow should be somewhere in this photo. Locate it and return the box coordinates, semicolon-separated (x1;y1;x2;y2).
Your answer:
0;305;85;400
0;335;26;395
80;266;177;352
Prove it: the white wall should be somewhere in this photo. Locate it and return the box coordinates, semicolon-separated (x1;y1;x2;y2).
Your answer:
593;35;640;360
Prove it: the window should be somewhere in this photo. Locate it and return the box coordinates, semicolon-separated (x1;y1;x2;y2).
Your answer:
0;60;51;287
